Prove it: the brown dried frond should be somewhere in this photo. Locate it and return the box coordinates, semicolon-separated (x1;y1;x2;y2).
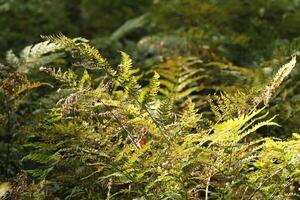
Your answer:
1;72;27;97
260;56;297;104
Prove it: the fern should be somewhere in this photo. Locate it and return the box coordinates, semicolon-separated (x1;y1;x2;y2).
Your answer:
247;134;300;199
208;89;261;121
260;55;297;104
209;56;297;121
4;36;299;199
118;52;133;83
78;69;92;90
155;57;204;103
6;41;64;73
116;51;140;95
179;98;202;132
43;34;115;74
1;71;50;102
138;71;160;105
157;95;175;124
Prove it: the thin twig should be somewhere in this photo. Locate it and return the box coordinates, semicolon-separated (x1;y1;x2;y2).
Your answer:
205;176;211;200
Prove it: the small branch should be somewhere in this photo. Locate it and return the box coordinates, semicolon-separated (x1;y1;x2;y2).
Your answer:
205;176;211;200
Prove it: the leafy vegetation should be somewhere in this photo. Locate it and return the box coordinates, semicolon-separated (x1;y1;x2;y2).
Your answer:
1;1;300;199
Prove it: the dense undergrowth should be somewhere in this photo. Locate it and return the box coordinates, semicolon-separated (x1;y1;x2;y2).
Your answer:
1;0;300;199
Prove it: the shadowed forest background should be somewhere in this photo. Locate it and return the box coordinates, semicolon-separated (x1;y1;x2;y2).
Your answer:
0;0;300;199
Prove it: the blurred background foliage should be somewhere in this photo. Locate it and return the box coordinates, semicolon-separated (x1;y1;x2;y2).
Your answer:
1;0;300;182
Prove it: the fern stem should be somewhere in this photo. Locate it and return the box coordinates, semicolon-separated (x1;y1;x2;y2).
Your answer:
106;178;112;200
205;176;211;200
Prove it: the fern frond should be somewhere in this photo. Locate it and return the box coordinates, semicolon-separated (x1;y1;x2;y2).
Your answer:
179;98;202;131
139;72;160;104
118;51;133;83
6;41;63;73
20;41;61;61
10;82;51;100
209;107;276;144
260;55;297;104
115;51;141;95
154;57;204;102
147;72;160;101
78;70;91;89
247;135;300;197
40;67;78;88
23;152;60;165
208;89;260;121
43;34;115;75
158;95;175;124
238;115;280;140
1;71;50;102
209;56;297;122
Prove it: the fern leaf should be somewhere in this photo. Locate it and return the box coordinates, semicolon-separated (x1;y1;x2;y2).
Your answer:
118;51;133;83
147;72;160;101
258;55;297;104
179;98;202;131
23;152;60;165
139;72;160;104
41;67;78;88
158;95;175;124
44;34;115;75
239;116;280;141
9;81;51;101
6;41;63;73
155;57;203;103
78;70;91;89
